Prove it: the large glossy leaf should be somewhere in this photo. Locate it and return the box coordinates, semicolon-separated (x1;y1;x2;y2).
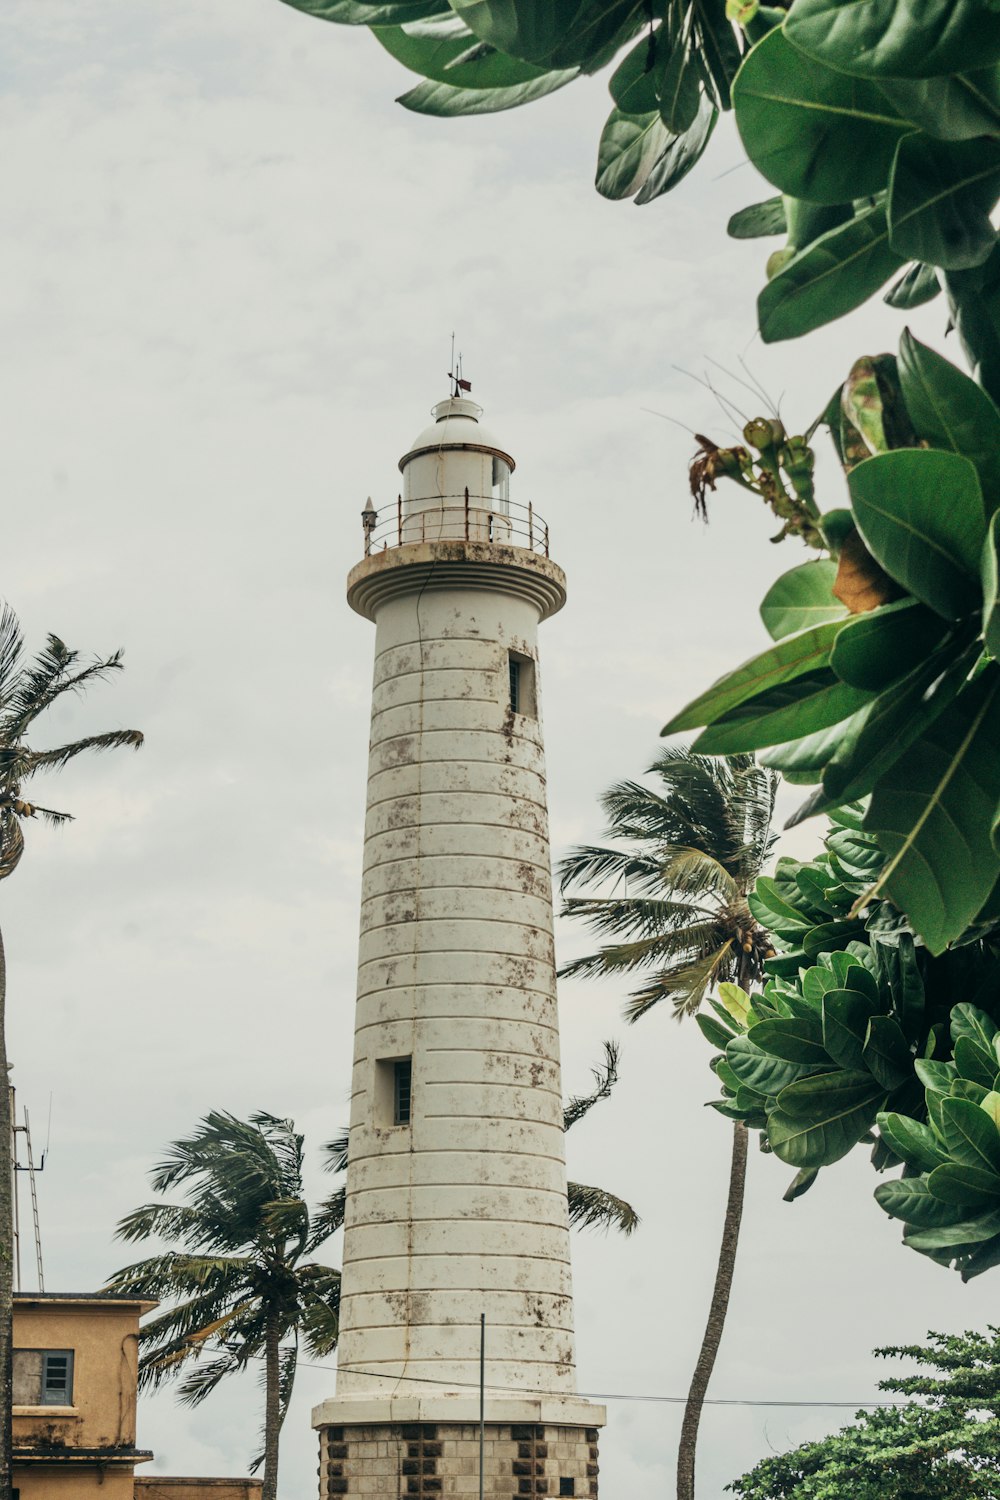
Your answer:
749;1015;831;1065
898;330;1000;514
595;108;671;199
876;71;1000;144
876;1111;948;1173
865;667;1000;952
758;202;905;344
694;0;742;111
375;18;565;86
889;134;1000;272
747;875;812;931
817;637;977;809
784;0;1000;80
863;1016;911;1089
905;1207;1000;1251
952;1002;1000;1052
692;670;872;755
609;31;659;113
939;1096;1000;1172
929;1161;1000;1207
822;987;881;1071
982;510;1000;659
733;30;909;204
634;96;717;204
278;0;450;21
761;702;871;777
875;932;923;1043
725;1034;809;1095
768;1071;885;1167
848;450;986;619
657;40;701;132
830;599;949;692
884;262;940;309
759;560;844;640
451;0;645;69
874;1175;966;1228
953;1036;999;1090
944;244;1000;403
398;68;577;112
662;619;845;735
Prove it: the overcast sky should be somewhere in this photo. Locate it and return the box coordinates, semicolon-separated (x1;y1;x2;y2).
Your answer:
0;3;992;1495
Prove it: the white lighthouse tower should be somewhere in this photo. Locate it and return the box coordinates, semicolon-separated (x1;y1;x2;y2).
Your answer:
313;390;604;1500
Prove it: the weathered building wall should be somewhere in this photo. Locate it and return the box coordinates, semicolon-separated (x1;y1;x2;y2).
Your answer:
135;1480;263;1498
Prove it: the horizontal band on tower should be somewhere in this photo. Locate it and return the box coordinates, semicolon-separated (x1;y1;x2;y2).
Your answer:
347;542;567;622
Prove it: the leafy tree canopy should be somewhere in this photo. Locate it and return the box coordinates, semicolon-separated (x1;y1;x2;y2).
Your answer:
728;1326;1000;1500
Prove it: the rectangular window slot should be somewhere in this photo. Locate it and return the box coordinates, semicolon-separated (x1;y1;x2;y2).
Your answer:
394;1058;412;1125
375;1055;413;1129
559;1480;575;1497
507;651;536;718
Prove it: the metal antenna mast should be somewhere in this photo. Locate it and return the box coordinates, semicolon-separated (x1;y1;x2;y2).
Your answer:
11;1086;46;1292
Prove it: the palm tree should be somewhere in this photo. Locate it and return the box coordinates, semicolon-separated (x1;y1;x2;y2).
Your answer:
0;607;142;1497
557;747;778;1500
106;1111;342;1500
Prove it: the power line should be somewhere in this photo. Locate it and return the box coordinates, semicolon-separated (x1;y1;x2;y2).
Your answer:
293;1358;901;1410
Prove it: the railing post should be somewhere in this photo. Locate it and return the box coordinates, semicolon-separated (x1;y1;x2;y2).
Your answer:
465;486;470;541
544;522;550;558
528;502;534;552
397;494;402;546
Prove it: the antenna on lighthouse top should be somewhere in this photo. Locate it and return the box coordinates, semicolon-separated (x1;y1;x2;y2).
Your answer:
448;333;472;398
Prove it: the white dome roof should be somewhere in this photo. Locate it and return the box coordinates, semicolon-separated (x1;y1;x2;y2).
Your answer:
399;396;516;473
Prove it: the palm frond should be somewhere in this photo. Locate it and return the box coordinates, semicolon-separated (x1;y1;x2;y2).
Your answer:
299;1266;341;1356
0;810;25;881
567;1180;639;1236
323;1131;349;1175
559;921;724;981
0;643;124;741
558;895;706;942
307;1188;345;1253
563;1041;621;1131
25;729;144;775
622;940;735;1024
659;849;739;905
557;844;666;897
0;606;24;700
173;1348;246;1407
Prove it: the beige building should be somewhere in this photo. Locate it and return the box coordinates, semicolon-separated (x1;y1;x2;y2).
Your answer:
13;1292;262;1500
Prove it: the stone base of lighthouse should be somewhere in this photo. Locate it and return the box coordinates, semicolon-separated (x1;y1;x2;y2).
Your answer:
314;1399;604;1499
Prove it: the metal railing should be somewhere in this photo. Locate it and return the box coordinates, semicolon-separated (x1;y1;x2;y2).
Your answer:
361;493;551;558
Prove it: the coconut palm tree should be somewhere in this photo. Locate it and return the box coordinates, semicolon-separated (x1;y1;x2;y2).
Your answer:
0;607;142;1496
556;747;778;1500
106;1111;342;1500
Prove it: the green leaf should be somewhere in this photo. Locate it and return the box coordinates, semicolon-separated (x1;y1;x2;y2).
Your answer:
830;599;949;692
929;1161;1000;1206
398;68;577;113
726;1033;810;1095
450;0;646;70
944;242;1000;402
952;1079;991;1104
954;1035;1000;1090
905;1206;1000;1251
634;96;717;205
884;262;941;309
761;705;872;778
728;196;787;241
749;1015;831;1065
657;41;701;132
916;1057;957;1096
374;18;564;87
784;0;1000;81
717;982;753;1026
747;875;811;932
864;668;1000;953
803;920;867;959
609;31;660;113
939;1096;1000;1172
768;1071;885;1167
662;620;846;735
876;1111;948;1173
693;670;873;756
848;449;986;619
819;636;978;809
278;0;451;21
695;0;742;110
758;201;905;344
875;933;924;1043
889;134;1000;272
783;1167;820;1201
822;988;881;1071
759;560;845;640
898;329;1000;514
697;1013;736;1049
983;510;1000;658
595;108;671;199
875;1174;966;1227
863;1016;912;1090
733;30;910;204
952;1002;1000;1051
876;70;1000;144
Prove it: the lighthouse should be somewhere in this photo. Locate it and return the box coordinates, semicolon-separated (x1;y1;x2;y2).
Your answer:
313;391;604;1499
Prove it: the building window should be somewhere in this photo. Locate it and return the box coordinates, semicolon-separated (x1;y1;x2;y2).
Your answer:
394;1058;412;1125
13;1349;74;1406
508;652;536;717
374;1056;413;1129
559;1481;575;1497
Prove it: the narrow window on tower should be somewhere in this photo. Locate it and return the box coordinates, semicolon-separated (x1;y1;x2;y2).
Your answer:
559;1480;575;1497
507;651;536;718
374;1055;414;1129
393;1057;412;1125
